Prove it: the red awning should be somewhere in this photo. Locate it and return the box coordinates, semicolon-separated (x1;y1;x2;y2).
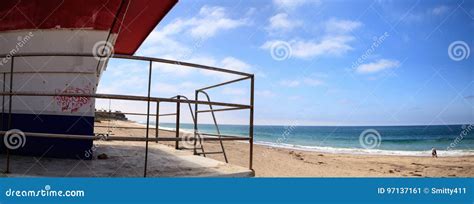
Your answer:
0;0;178;54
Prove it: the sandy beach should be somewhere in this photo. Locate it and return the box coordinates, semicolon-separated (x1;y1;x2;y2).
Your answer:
95;120;474;177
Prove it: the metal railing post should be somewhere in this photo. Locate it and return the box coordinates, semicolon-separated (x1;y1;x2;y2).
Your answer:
193;91;198;155
175;95;181;149
5;56;14;174
196;90;228;163
249;75;254;171
155;101;159;143
143;60;152;177
1;73;4;132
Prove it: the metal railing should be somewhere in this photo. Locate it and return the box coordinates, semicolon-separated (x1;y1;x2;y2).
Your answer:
0;53;254;177
195;90;228;162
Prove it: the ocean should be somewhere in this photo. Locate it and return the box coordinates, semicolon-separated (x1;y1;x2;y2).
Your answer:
153;123;474;157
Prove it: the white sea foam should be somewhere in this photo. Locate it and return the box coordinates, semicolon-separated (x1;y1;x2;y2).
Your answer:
254;141;474;157
146;124;474;157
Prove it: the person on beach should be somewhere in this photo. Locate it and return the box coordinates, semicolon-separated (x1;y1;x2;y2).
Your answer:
431;147;437;158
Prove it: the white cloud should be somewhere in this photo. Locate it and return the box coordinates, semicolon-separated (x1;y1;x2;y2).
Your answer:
153;82;179;95
266;13;302;33
97;75;146;95
261;18;362;59
280;79;301;87
189;6;249;39
303;78;324;86
288;95;302;100
139;5;248;59
279;77;324;87
133;5;260;83
291;36;355;58
98;63;148;95
137;5;255;79
152;81;203;97
139;31;190;57
325;18;362;33
261;35;356;59
182;56;256;80
152;60;200;77
273;0;320;10
355;59;400;74
106;63;144;77
431;5;449;16
256;90;276;98
222;87;247;95
220;57;252;73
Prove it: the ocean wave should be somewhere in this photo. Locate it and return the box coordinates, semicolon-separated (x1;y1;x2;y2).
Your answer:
150;125;473;157
254;141;474;157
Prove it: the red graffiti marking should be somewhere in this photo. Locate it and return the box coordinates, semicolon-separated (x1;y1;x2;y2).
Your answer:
54;86;91;113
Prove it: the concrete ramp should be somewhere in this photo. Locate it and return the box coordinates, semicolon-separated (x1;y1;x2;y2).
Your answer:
0;141;254;177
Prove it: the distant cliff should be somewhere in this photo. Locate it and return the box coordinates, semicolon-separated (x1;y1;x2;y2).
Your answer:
95;110;128;122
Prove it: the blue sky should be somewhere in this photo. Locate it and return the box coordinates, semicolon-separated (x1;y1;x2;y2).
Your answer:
98;0;473;126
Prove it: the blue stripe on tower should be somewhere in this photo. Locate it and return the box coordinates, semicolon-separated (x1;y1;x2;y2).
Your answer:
0;113;94;160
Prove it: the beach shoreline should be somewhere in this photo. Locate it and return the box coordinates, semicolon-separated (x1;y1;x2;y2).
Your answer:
95;120;474;177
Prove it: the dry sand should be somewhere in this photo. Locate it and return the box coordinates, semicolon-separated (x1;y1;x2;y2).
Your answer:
95;120;474;177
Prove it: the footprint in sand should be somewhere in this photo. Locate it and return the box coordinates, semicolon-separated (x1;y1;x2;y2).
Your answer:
290;152;304;160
